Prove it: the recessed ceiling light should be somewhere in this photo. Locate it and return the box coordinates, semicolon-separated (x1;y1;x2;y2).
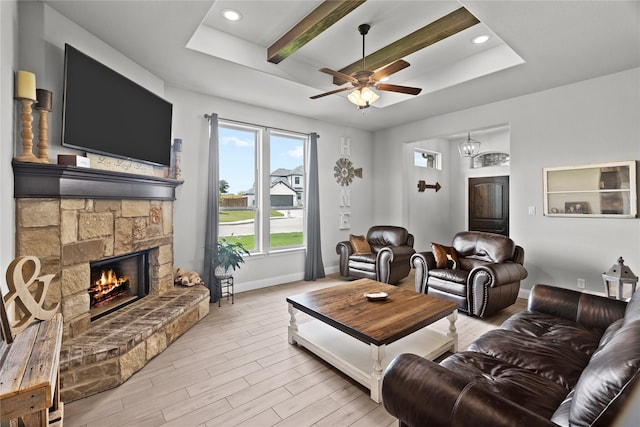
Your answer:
222;9;241;21
472;35;491;44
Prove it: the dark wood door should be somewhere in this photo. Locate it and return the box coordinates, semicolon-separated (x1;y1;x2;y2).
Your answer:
469;176;509;236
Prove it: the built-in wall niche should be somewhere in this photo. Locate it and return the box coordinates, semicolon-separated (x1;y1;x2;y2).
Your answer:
543;160;637;217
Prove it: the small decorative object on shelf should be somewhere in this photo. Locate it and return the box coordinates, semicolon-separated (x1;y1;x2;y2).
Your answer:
172;138;183;179
603;257;638;300
35;89;52;163
14;70;39;163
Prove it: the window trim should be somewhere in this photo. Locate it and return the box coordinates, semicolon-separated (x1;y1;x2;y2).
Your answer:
218;120;307;255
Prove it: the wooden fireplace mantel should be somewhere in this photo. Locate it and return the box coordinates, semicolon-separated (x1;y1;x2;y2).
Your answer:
13;161;183;200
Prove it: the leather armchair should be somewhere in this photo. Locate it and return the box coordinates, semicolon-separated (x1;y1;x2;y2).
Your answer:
412;231;527;317
336;226;416;284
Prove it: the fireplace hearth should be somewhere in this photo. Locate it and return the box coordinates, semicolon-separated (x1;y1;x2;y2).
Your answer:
89;250;149;320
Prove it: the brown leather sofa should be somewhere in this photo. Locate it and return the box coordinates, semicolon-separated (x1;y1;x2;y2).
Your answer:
412;231;528;317
336;226;415;284
382;283;640;427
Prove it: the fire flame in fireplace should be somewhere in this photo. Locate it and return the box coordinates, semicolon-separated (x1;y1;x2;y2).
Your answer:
89;269;130;307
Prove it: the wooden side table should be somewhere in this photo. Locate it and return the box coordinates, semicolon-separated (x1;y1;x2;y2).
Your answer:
217;276;234;306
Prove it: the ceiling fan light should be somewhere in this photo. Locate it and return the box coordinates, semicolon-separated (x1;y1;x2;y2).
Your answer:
361;87;375;101
347;88;379;107
458;133;481;157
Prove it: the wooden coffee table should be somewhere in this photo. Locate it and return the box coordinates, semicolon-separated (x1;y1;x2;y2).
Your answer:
286;278;458;402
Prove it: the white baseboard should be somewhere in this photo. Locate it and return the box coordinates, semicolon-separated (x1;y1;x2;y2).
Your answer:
235;265;340;293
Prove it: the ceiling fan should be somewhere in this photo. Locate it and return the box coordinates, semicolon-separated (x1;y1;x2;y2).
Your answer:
310;24;422;109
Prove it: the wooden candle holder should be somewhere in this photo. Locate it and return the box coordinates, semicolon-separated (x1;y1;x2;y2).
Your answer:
35;110;51;163
35;88;52;163
14;98;39;163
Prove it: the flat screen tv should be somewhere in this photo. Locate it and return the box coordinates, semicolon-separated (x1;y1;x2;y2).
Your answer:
62;44;173;167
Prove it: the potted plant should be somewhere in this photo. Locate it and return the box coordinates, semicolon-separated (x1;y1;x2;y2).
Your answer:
215;237;249;278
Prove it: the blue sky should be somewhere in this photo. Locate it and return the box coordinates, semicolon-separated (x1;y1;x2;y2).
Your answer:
219;127;304;194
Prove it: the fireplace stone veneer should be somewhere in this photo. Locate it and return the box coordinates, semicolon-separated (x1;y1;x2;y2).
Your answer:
13;162;210;402
16;197;176;337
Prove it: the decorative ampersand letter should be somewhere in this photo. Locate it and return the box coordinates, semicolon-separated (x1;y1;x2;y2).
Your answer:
2;256;59;339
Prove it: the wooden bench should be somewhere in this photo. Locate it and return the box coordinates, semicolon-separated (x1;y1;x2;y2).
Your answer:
0;313;63;426
0;256;64;426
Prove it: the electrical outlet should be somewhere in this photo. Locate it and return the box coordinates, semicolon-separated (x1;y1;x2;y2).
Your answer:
528;206;536;215
577;278;586;289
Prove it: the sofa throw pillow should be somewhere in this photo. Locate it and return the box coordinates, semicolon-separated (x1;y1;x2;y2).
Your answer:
350;234;372;254
432;242;459;269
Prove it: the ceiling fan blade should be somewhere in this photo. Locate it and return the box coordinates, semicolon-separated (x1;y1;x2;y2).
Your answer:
319;68;357;85
371;60;410;82
310;86;352;99
376;83;422;95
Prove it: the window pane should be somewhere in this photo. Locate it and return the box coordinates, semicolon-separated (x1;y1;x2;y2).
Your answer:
414;149;441;170
218;125;257;251
269;133;305;248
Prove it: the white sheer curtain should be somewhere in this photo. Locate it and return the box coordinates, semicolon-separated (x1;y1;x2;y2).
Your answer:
204;113;219;302
304;132;325;280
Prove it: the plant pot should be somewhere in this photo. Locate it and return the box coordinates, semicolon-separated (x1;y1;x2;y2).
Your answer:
214;265;233;279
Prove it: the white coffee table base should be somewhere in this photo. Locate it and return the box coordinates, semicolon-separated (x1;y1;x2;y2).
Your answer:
288;304;457;403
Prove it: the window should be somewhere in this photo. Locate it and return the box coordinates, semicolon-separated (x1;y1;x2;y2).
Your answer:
218;121;306;253
414;149;441;170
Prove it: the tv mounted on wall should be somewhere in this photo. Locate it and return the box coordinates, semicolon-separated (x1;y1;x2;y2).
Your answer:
62;44;173;167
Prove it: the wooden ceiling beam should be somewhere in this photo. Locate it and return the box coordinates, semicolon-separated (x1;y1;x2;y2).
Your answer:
333;7;480;85
267;0;366;64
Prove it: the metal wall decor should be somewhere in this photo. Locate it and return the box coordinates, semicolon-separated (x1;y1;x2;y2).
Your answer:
334;157;363;186
417;180;442;192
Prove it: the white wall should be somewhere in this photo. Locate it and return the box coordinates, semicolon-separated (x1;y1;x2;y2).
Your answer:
402;138;452;252
166;86;374;291
0;0;18;292
374;68;640;294
15;2;166;159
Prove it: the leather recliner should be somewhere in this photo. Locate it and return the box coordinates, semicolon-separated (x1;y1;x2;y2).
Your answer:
336;226;416;285
412;231;528;317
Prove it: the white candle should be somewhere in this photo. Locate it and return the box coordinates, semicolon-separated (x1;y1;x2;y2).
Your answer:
16;70;36;100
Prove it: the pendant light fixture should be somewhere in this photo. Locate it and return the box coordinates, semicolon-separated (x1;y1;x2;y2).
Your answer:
348;24;379;109
458;133;481;157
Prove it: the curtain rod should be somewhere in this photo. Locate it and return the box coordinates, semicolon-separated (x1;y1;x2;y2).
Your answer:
204;114;319;139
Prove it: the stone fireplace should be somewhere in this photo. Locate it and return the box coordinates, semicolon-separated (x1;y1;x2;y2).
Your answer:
13;162;210;402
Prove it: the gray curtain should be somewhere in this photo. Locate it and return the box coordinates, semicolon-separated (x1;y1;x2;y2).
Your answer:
204;113;219;302
304;132;325;281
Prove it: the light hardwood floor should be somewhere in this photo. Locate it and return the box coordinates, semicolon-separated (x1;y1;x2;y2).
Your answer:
65;273;527;426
